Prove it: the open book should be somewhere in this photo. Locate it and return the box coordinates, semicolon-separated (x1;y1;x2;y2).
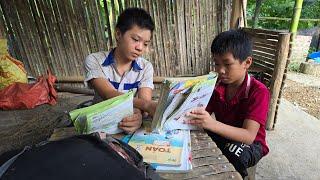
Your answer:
151;72;218;131
69;91;133;134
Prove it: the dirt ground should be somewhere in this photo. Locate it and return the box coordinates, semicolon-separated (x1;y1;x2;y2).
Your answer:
282;73;320;119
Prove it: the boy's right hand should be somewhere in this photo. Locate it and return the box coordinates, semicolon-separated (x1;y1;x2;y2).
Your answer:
185;107;217;130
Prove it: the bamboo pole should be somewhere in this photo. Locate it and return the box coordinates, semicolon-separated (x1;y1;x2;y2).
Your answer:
251;16;320;22
290;0;304;43
103;0;114;48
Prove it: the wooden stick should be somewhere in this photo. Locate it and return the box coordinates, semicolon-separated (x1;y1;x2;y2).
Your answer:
55;84;94;95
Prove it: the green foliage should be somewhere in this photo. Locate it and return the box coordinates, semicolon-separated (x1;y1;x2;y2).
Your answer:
247;0;320;30
287;62;301;72
308;47;317;54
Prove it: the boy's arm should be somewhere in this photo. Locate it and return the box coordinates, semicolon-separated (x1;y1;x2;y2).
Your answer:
89;78;123;99
137;87;157;116
207;118;260;145
137;87;152;100
186;108;260;145
135;61;157;116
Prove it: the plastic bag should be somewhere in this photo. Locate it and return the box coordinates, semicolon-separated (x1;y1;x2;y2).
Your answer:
0;70;57;110
0;54;27;90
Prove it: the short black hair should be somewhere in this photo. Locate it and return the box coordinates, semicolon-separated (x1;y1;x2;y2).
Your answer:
116;8;154;34
211;29;252;62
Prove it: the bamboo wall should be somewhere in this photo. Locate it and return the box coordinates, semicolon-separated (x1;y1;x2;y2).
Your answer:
0;0;231;78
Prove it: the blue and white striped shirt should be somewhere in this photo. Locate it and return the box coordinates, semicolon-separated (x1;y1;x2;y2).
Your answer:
84;49;154;104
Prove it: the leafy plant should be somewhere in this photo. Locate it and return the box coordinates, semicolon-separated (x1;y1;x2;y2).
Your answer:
287;62;301;72
247;0;320;30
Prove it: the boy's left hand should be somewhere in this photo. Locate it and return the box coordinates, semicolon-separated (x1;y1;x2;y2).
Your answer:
185;107;216;130
119;108;142;134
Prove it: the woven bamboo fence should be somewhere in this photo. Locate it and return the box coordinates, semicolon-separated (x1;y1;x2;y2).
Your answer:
0;0;231;79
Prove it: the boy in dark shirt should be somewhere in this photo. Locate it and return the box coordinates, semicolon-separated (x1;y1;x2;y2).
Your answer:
186;29;269;177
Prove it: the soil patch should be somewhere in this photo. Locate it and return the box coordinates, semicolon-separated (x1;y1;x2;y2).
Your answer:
282;79;320;119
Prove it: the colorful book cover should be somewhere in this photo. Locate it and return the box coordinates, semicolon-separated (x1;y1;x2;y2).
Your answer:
129;129;189;166
154;130;192;173
69;91;133;134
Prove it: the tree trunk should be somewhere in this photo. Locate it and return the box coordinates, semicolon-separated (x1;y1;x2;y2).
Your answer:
252;0;263;28
317;32;320;51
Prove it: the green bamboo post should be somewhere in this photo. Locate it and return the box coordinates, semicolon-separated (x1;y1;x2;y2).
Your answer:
289;0;304;43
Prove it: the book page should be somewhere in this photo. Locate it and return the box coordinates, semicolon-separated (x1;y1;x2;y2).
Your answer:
152;72;218;131
164;78;216;130
86;98;133;134
160;92;187;130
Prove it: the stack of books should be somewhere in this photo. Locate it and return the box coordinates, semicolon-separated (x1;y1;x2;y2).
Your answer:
128;129;192;172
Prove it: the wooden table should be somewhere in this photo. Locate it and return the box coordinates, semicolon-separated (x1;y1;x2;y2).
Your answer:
158;131;242;180
49;128;242;180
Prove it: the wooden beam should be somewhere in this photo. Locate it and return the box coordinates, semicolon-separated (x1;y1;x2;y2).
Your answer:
249;16;320;22
266;33;291;130
230;0;247;29
54;84;94;95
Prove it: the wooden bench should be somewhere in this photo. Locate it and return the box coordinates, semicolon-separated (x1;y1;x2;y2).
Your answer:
244;28;291;130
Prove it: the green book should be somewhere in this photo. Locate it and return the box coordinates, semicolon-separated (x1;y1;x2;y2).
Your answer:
69;91;134;134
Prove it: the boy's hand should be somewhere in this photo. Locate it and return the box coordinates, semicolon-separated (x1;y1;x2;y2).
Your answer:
119;108;142;134
145;101;158;117
185;107;217;130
